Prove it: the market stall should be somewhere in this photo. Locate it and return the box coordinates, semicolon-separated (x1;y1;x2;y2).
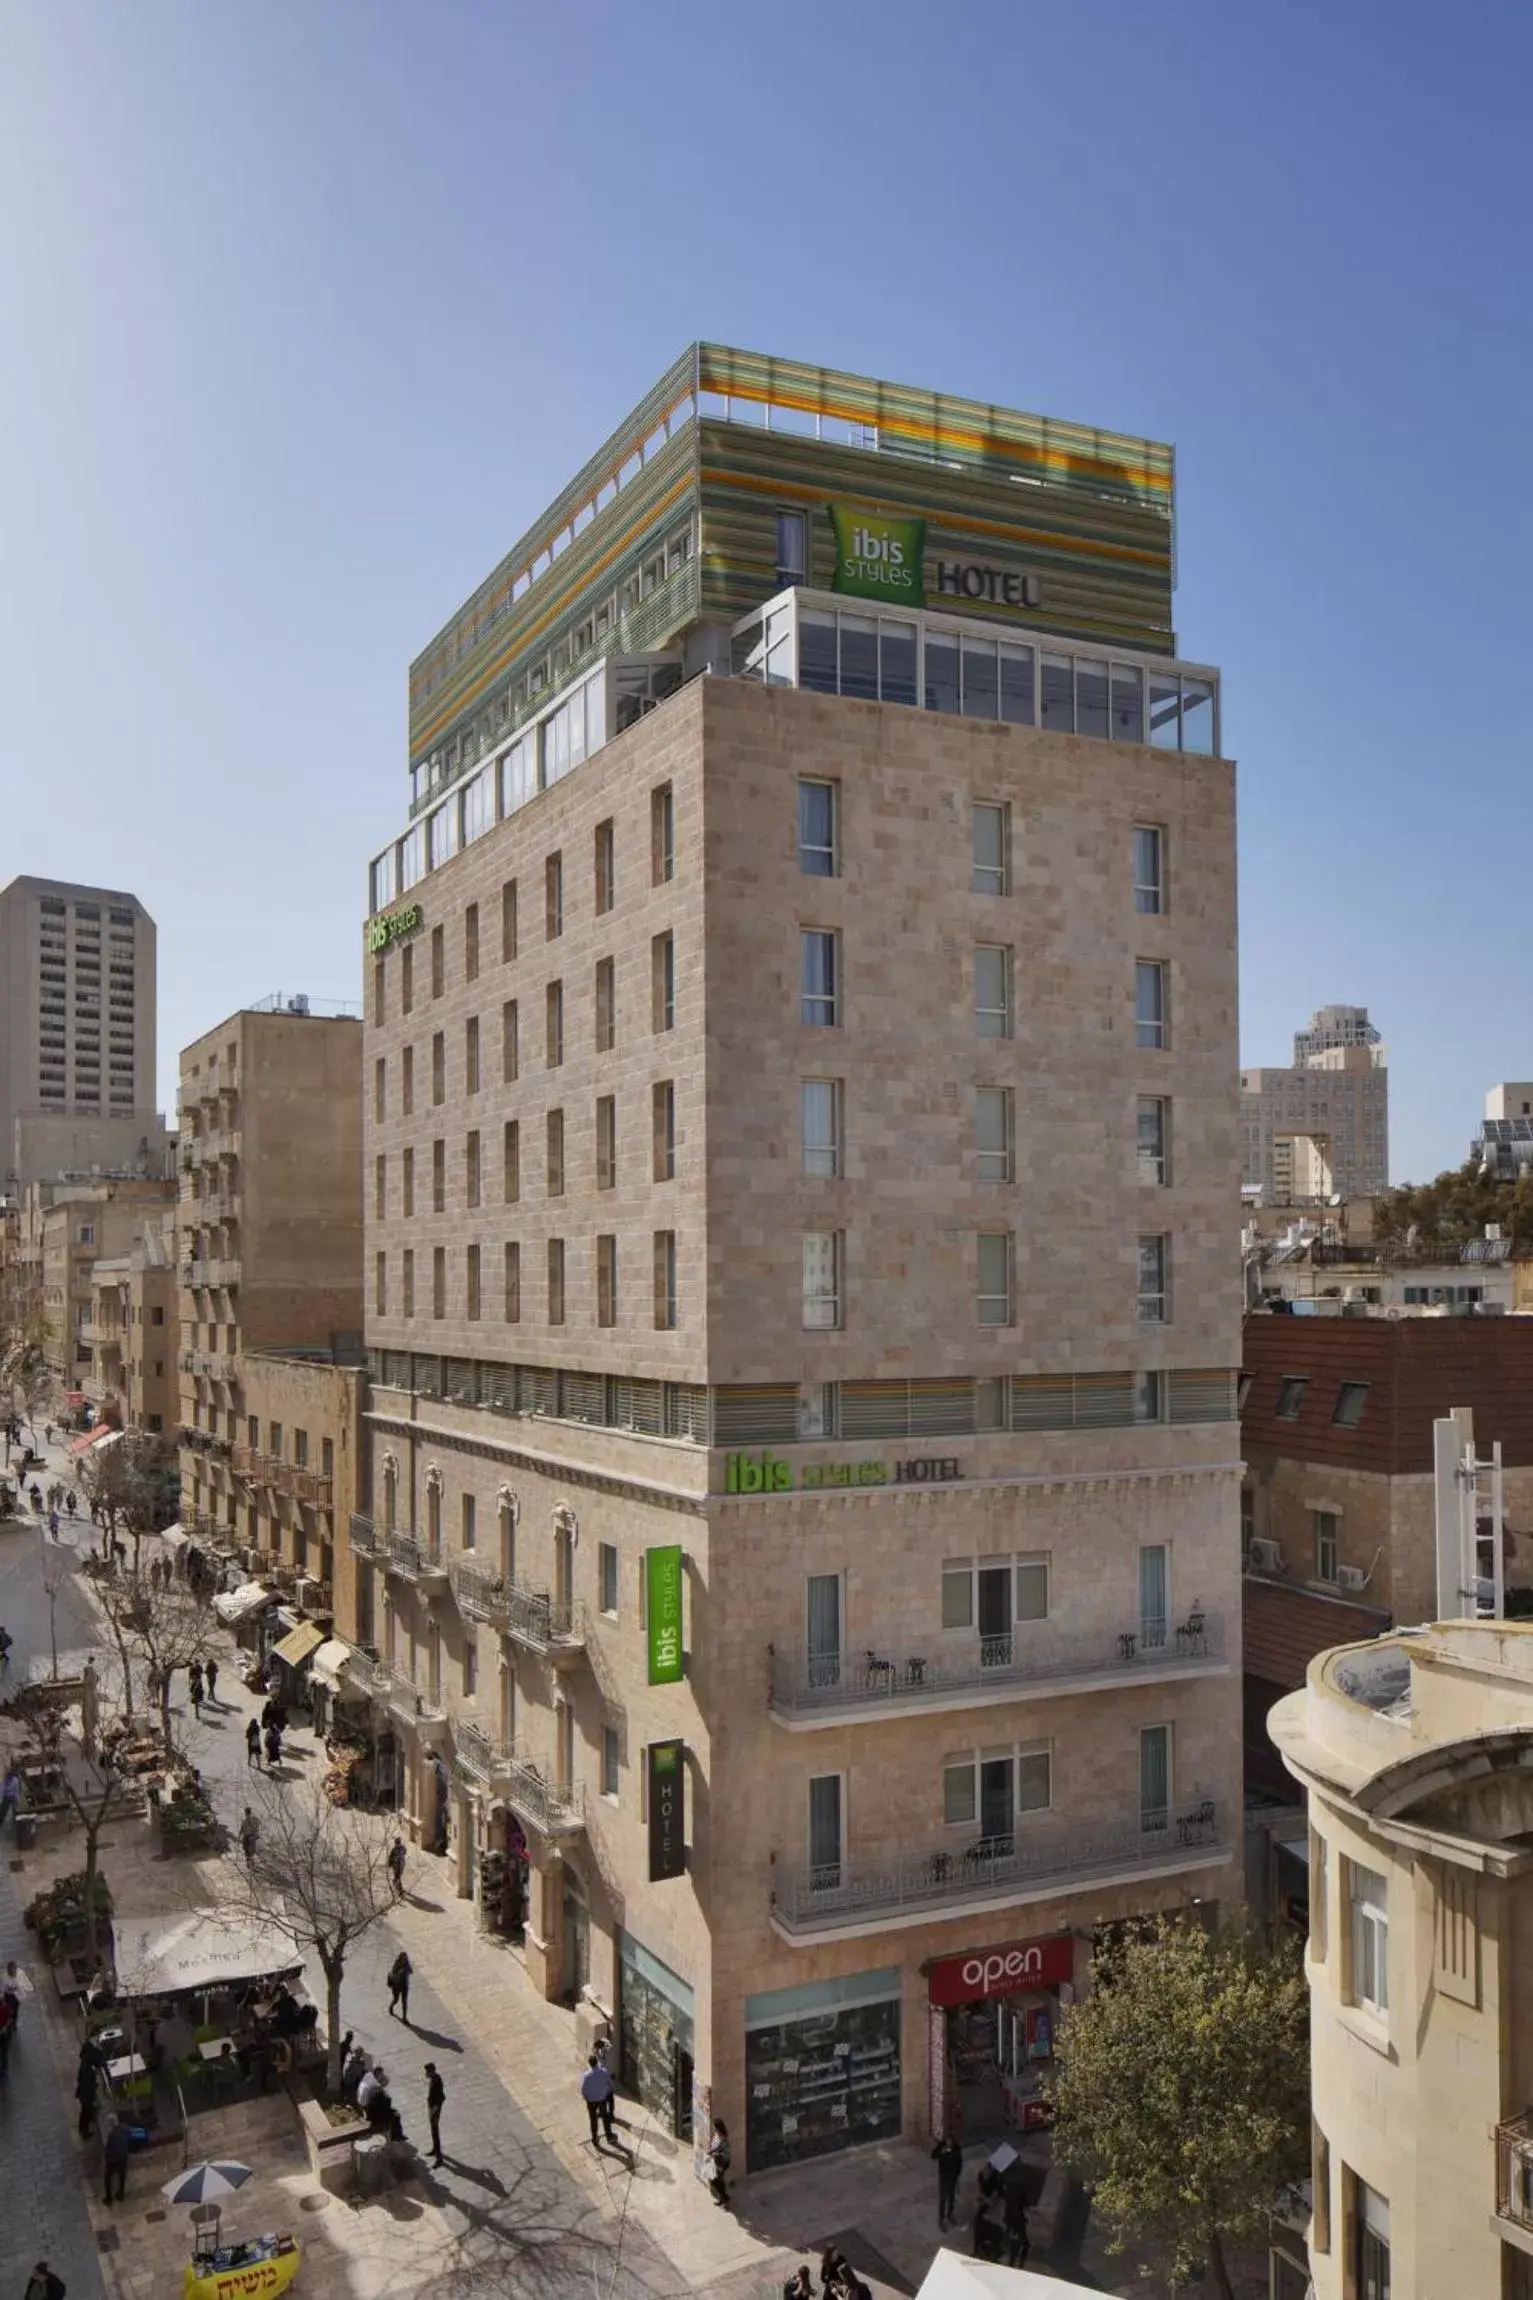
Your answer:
211;1581;277;1664
266;1617;326;1716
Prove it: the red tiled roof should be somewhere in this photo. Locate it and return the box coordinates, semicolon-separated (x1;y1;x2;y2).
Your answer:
1244;1575;1391;1690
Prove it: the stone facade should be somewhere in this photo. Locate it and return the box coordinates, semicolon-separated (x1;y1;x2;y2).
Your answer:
233;1350;366;1630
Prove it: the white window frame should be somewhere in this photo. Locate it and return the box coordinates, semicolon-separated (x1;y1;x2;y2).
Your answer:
1314;1508;1340;1585
800;929;839;1027
1138;1234;1168;1323
598;1541;620;1618
801;1079;842;1178
797;778;839;877
601;1725;621;1802
1347;1860;1389;2015
974;944;1012;1038
972;802;1011;896
975;1086;1014;1182
1137;1095;1169;1185
1133;824;1165;915
1135;959;1167;1049
942;1742;1053;1830
802;1231;844;1330
977;1231;1014;1327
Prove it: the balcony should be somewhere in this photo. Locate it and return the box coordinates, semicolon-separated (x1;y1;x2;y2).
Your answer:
182;1259;210;1289
449;1560;510;1627
451;1721;514;1790
1498;2114;1533;2236
204;1256;242;1289
771;1800;1227;1943
502;1582;586;1665
503;1747;584;1840
348;1512;383;1560
380;1527;450;1592
380;1662;447;1734
294;1468;333;1509
769;1613;1227;1728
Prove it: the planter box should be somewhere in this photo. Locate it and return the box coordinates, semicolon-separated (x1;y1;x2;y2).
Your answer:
295;2084;367;2194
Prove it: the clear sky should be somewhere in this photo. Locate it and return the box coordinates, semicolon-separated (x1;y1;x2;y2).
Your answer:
2;0;1528;1181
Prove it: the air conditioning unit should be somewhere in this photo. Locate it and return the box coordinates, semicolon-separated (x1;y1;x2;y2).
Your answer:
1248;1538;1284;1573
1336;1565;1369;1593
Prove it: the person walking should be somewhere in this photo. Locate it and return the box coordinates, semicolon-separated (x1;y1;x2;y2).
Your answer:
24;2261;66;2300
245;1716;262;1767
706;2116;732;2207
932;2133;963;2230
263;1722;282;1769
48;1508;59;1542
238;1808;260;1871
388;1834;407;1899
387;1950;412;2021
74;2052;100;2138
580;2052;616;2146
103;2113;132;2204
782;2272;814;2300
5;1957;33;2033
424;2062;446;2165
205;1656;219;1705
189;1661;205;1716
1002;2184;1031;2269
66;1489;77;1517
0;1764;21;1831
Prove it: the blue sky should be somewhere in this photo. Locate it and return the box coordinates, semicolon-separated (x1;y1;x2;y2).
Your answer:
2;0;1528;1181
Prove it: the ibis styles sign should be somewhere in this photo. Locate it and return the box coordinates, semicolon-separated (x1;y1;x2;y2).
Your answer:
367;902;424;953
830;503;925;607
645;1544;684;1684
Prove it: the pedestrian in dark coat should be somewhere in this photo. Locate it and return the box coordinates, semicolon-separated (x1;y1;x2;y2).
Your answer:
425;2062;445;2164
75;2057;100;2138
1002;2185;1031;2268
246;1717;262;1766
387;1951;412;2021
264;1723;282;1767
932;2134;963;2228
205;1656;219;1704
189;1662;205;1714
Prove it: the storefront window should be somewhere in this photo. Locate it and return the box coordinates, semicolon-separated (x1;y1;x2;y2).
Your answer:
745;1969;901;2170
619;1933;696;2141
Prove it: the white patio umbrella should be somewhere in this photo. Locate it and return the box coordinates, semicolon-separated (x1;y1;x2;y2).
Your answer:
161;2161;253;2206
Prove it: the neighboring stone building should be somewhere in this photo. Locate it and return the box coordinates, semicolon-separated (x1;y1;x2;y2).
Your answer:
230;1348;367;1636
1270;1619;1533;2300
84;1205;177;1431
1241;1004;1388;1202
19;1175;177;1388
350;347;1244;2174
178;1001;363;1539
1249;1222;1515;1314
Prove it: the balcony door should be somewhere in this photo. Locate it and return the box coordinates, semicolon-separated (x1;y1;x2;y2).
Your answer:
806;1573;842;1690
808;1773;843;1888
1139;1544;1169;1652
979;1754;1015;1851
977;1561;1013;1667
1140;1723;1171;1835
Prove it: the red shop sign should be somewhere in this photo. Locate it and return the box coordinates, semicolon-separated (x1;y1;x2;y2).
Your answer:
927;1932;1075;2007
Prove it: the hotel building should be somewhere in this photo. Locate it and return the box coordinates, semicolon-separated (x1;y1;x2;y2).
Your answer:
356;345;1242;2173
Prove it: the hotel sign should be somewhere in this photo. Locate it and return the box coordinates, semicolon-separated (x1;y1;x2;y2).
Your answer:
829;504;926;607
648;1739;686;1882
723;1451;962;1494
367;902;424;953
645;1544;684;1684
933;560;1041;610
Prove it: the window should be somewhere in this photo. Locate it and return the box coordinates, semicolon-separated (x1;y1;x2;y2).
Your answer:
653;1081;676;1180
1133;1099;1171;1190
373;955;386;1026
977;1233;1013;1326
1140;1723;1172;1830
596;1233;618;1327
466;1130;481;1209
429;1245;444;1318
463;1014;480;1095
504;1240;521;1322
546;980;564;1067
432;1137;446;1213
599;1542;619;1616
431;1032;444;1105
374;1250;387;1315
402;1249;415;1317
402;1145;415;1217
1348;1862;1389;2013
602;1727;621;1801
466;1243;482;1320
775;507;807;588
1311;1829;1329;1964
546;852;563;939
1240;1484;1255;1554
1333;1382;1369;1428
431;924;445;998
1133;825;1164;915
1137;1235;1168;1322
1353;2178;1388;2300
594;819;615;915
502;998;519;1082
652;783;675;884
801;930;838;1026
374;1153;387;1220
653;1230;677;1329
972;803;1010;896
1314;1509;1339;1584
943;1746;1053;1833
463;901;479;982
501;878;518;961
975;1376;1007;1430
652;935;675;1032
400;941;413;1014
1134;1371;1163;1424
595;958;616;1050
595;1095;617;1189
463;1641;478;1699
797;780;838;876
974;945;1012;1037
801;1079;841;1177
808;1773;843;1885
373;1057;386;1121
1135;960;1167;1049
803;1232;843;1329
975;1087;1013;1181
547;1238;565;1324
499;1120;518;1204
1275;1376;1308;1421
546;1109;565;1196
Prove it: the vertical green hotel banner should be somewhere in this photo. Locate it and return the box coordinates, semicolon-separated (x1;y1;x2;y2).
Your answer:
829;503;926;608
646;1544;684;1684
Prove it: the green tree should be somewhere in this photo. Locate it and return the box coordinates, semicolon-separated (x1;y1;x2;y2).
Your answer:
1047;1917;1309;2300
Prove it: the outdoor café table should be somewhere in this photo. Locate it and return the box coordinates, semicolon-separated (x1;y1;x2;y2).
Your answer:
106;2052;147;2083
196;2038;234;2062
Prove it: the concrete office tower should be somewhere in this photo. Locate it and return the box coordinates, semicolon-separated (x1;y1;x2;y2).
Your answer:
1241;1004;1388;1202
354;345;1242;2176
178;1001;363;1539
0;875;171;1190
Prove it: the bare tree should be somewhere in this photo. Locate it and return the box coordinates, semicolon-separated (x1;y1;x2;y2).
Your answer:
40;1554;72;1681
220;1776;399;2093
11;1678;140;1965
77;1432;178;1569
97;1569;216;1750
0;1261;53;1446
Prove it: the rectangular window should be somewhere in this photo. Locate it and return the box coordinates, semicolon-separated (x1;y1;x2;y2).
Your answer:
546;852;563;939
653;1081;676;1180
431;1032;445;1105
1333;1382;1370;1428
466;1242;481;1321
1137;1096;1169;1184
594;819;615;915
546;1109;565;1196
652;783;675;884
803;1232;843;1330
501;998;518;1083
373;1057;386;1121
373;955;386;1026
596;1095;617;1189
1348;1863;1389;2013
432;1137;446;1213
801;930;838;1026
808;1773;843;1885
462;1641;478;1698
1016;1745;1052;1813
801;1079;841;1177
797;780;838;876
1138;1234;1168;1322
1133;825;1165;915
652;935;675;1032
464;901;479;982
1135;960;1167;1049
429;923;444;999
1134;1370;1163;1424
547;1238;565;1325
504;1241;521;1322
466;1129;481;1209
975;1087;1013;1181
972;803;1010;896
601;1725;621;1800
974;945;1012;1037
465;1015;480;1094
401;942;414;1013
599;1541;619;1616
503;1119;520;1203
501;879;518;961
1311;1830;1329;1965
943;1756;977;1827
432;1244;446;1319
1314;1509;1339;1584
596;1235;617;1326
402;1145;415;1217
462;1493;476;1550
402;1248;415;1317
374;1250;387;1315
374;1153;387;1220
595;958;616;1051
1275;1376;1308;1420
546;980;564;1067
977;1232;1014;1326
1140;1722;1172;1830
775;507;807;587
653;1230;677;1329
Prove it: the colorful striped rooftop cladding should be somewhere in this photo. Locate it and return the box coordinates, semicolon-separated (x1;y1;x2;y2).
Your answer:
406;342;1178;783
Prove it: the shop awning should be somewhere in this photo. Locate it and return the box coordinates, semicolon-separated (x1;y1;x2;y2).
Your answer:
271;1619;325;1671
157;1524;190;1550
308;1639;353;1693
917;2249;1099;2298
212;1581;273;1625
69;1427;119;1456
112;1907;305;1999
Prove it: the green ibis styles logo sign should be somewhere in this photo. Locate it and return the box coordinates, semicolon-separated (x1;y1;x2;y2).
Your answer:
830;503;925;607
645;1544;684;1685
367;903;424;953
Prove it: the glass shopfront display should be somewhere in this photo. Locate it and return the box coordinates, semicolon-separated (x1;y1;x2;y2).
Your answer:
478;1812;528;1939
618;1933;695;2140
745;1968;901;2171
928;1933;1075;2140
